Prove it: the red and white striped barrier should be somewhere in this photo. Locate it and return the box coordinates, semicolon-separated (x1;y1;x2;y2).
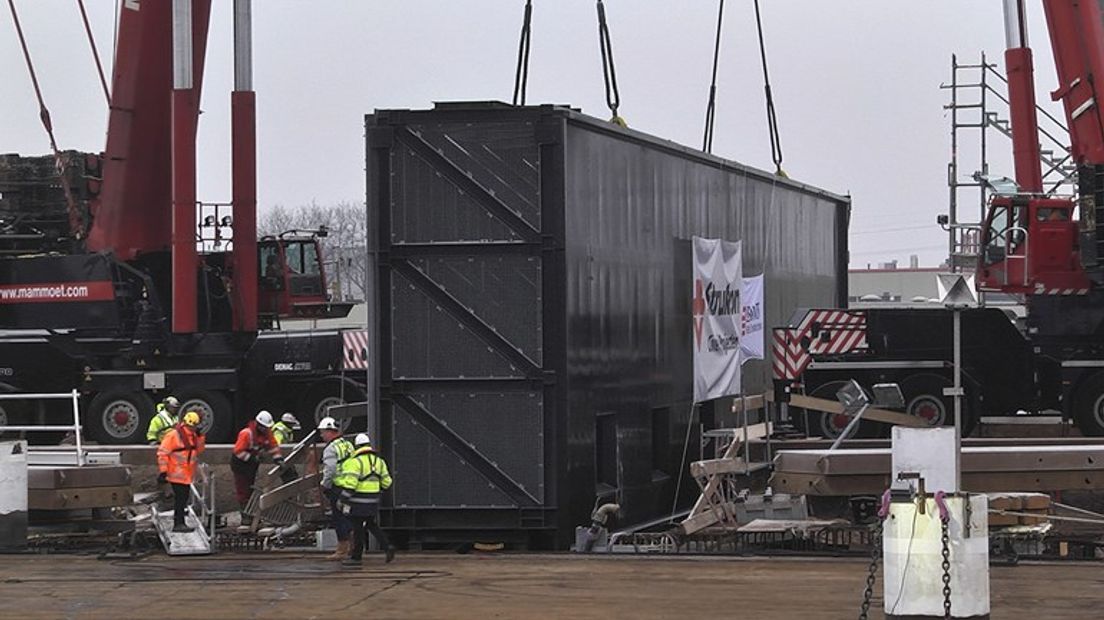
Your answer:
772;309;868;380
342;329;369;370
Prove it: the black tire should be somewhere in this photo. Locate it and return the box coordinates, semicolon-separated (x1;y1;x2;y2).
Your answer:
900;373;979;437
1073;372;1104;437
299;377;367;433
87;391;155;445
796;380;882;440
178;389;234;443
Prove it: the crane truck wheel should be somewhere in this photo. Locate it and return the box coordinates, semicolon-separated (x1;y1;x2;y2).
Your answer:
899;373;979;437
1072;373;1104;437
87;391;154;445
801;380;882;440
177;390;233;443
301;378;366;433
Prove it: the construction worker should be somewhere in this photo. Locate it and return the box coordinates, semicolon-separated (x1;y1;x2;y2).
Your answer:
230;410;284;526
147;396;181;445
318;416;355;560
334;433;395;566
273;412;301;445
272;413;302;484
156;411;206;533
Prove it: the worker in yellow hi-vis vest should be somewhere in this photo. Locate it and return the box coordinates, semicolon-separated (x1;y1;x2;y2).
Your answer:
334;433;395;567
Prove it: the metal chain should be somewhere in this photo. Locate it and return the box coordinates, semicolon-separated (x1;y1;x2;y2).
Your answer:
858;521;882;620
941;518;952;619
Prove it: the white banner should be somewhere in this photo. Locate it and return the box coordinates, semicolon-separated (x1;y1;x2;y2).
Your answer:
740;274;765;363
692;237;742;403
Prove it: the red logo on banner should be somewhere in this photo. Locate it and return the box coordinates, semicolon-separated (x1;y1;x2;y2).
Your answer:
692;279;706;349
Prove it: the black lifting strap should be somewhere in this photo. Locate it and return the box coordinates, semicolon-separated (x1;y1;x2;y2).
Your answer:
753;0;787;177
703;0;725;153
512;0;533;106
596;0;625;126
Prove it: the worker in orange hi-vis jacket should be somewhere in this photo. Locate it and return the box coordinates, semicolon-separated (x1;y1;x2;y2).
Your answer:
157;411;206;533
230;410;283;527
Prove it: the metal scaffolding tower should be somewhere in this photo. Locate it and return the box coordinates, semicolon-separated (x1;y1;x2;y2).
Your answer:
942;53;1078;273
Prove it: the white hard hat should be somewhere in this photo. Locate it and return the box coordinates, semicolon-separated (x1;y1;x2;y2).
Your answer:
164;396;181;410
255;410;275;428
354;433;371;447
281;412;301;430
317;416;339;431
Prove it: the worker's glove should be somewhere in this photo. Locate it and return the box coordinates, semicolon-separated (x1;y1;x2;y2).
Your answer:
274;456;286;467
157;472;168;484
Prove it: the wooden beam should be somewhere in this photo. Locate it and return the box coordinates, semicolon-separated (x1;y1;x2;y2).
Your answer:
776;392;927;428
682;501;736;535
730;394;767;413
690;458;749;478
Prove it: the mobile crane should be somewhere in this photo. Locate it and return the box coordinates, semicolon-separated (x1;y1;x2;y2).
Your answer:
0;0;362;444
776;0;1104;438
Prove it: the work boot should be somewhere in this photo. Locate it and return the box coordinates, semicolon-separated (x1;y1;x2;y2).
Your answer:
173;523;195;533
341;557;362;568
385;547;396;564
327;539;350;561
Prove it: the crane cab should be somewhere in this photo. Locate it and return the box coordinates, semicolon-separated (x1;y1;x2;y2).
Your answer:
978;194;1091;295
257;232;354;327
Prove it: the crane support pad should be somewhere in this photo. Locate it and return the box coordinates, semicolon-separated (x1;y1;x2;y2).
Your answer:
28;465;131;489
28;485;132;510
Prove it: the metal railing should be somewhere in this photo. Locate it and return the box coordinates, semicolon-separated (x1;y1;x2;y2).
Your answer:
191;462;217;551
0;390;84;465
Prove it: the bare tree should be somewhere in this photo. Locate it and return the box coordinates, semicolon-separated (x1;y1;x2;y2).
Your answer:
258;201;367;301
258;204;296;238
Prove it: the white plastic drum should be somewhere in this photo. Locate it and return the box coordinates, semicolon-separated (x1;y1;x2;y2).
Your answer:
883;494;990;619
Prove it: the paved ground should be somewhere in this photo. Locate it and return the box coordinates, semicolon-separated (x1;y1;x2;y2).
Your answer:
0;552;1100;619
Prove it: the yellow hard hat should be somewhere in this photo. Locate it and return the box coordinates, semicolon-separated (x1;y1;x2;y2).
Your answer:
183;411;201;427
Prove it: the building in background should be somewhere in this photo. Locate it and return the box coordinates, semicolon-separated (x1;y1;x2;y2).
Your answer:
849;255;943;305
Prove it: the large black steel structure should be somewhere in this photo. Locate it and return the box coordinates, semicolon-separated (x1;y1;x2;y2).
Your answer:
366;102;850;549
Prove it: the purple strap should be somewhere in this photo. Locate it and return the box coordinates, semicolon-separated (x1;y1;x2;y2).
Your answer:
934;490;950;522
877;489;892;519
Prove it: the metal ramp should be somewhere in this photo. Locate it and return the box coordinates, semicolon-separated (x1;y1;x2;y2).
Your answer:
151;506;211;555
151;464;216;556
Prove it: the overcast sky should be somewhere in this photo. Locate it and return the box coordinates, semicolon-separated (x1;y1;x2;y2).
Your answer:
1;1;1067;267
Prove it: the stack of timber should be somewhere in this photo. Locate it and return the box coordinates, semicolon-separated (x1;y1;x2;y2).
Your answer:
988;493;1051;527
